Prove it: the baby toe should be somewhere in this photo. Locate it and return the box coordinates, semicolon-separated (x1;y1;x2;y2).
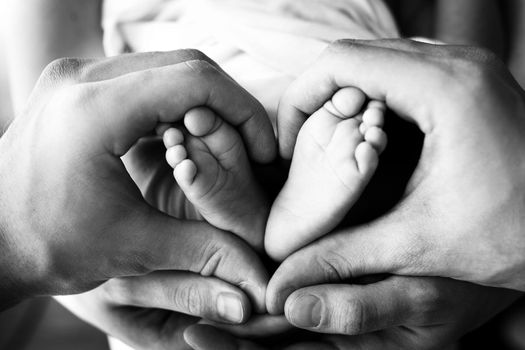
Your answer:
174;159;197;186
367;100;387;112
355;142;379;177
326;87;366;118
163;128;184;148
362;107;384;128
185;107;219;137
364;126;387;154
166;144;188;168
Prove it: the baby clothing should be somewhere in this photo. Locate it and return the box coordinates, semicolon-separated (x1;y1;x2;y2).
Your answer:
102;0;399;124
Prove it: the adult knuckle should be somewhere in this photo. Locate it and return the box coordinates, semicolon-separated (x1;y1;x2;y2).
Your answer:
42;57;86;83
184;59;217;75
194;234;234;276
313;244;352;282
171;282;206;316
123;249;156;275
103;233;159;276
74;58;106;83
180;49;210;62
337;299;365;335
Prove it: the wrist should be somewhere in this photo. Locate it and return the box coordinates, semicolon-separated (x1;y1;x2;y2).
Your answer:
0;136;38;310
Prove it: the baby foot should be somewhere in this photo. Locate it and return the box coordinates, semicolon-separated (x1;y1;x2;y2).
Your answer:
163;107;268;250
265;88;387;261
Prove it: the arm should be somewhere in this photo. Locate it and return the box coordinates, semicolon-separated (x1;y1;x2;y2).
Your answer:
1;0;104;113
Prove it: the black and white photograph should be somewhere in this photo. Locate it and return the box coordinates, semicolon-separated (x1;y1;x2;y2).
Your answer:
1;1;525;349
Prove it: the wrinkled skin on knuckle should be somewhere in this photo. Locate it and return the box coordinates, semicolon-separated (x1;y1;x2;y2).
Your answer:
311;236;355;282
190;233;233;277
115;248;155;277
73;58;118;83
336;299;365;335
170;282;209;318
314;253;350;283
183;59;217;76
41;57;87;86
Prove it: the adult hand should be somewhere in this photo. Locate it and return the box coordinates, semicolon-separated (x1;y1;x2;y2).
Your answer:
275;39;525;291
185;276;520;350
0;50;275;310
55;111;290;349
56;271;264;350
58;283;292;350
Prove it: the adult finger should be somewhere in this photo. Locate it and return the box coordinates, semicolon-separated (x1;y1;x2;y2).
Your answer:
284;278;425;335
277;38;477;158
200;314;292;339
50;59;275;162
79;50;228;82
103;271;252;324
266;204;436;314
322;332;415;350
113;211;268;313
41;50;223;84
184;325;335;350
57;293;198;350
361;39;509;75
184;325;267;350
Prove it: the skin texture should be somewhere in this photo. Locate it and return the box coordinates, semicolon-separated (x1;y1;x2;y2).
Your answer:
265;88;387;261
275;39;525;293
183;277;520;350
164;107;269;251
58;40;525;350
181;39;525;349
0;50;276;312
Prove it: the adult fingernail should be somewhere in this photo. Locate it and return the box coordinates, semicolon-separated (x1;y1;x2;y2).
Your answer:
288;295;322;328
217;293;244;324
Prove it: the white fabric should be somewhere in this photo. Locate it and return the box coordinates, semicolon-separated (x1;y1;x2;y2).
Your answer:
102;0;398;125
